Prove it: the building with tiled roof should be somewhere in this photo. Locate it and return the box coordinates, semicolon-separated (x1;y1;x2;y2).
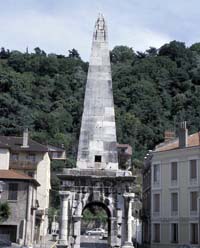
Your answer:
0;169;39;246
0;169;39;185
155;131;200;152
0;129;65;245
142;122;200;248
0;129;51;244
0;135;48;153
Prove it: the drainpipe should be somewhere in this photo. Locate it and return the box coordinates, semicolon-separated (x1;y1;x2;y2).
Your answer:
24;183;32;246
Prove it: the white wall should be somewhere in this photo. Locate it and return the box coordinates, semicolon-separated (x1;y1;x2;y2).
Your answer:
0;148;10;169
151;146;200;246
35;152;51;236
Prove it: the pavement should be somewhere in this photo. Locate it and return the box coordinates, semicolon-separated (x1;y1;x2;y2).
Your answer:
33;235;56;248
80;235;108;248
10;234;108;248
10;235;57;248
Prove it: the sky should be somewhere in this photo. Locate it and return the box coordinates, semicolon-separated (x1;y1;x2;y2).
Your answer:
1;0;200;61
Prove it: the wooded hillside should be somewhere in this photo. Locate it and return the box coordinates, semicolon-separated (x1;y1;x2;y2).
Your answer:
0;41;200;164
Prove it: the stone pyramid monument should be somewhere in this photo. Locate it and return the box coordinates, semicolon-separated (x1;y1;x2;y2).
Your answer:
77;13;118;171
57;14;136;248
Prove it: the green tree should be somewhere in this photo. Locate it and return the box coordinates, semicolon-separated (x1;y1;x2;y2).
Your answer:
0;202;10;222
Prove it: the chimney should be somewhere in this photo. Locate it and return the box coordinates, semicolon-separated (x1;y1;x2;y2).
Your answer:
178;121;188;148
22;128;29;148
164;130;175;142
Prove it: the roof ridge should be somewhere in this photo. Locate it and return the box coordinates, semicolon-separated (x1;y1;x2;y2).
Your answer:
156;137;178;148
198;131;200;144
0;169;32;179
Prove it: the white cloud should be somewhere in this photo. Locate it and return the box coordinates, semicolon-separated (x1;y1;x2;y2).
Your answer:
0;0;200;60
109;25;171;53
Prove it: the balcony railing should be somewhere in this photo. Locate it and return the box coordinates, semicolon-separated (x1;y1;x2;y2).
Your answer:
9;160;37;170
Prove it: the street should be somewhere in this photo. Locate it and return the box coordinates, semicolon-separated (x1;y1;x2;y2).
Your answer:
80;235;108;248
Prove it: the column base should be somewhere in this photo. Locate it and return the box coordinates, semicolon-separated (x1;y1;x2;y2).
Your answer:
56;239;68;248
122;241;134;248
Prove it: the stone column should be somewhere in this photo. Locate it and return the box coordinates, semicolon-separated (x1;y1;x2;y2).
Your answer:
109;217;118;247
57;191;70;248
73;194;82;248
122;193;135;248
73;216;82;248
127;198;134;244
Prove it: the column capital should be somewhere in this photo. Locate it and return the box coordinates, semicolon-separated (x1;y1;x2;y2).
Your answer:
123;192;135;199
59;191;71;198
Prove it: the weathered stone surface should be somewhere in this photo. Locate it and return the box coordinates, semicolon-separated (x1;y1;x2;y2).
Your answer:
77;14;118;170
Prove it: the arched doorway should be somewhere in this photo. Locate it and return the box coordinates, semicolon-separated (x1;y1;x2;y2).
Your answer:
80;202;111;248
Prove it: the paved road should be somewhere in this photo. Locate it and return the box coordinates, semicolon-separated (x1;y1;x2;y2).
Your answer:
8;235;107;248
80;235;108;248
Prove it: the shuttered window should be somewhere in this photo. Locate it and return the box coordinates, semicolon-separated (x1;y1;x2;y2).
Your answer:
190;191;198;211
190;160;197;179
153;194;160;213
8;183;18;201
171;223;178;243
171;193;178;212
153;164;160;184
153;224;160;243
171;162;178;181
190;223;198;244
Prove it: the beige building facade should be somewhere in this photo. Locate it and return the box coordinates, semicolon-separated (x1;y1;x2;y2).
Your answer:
0;131;52;244
147;123;200;248
0;170;39;246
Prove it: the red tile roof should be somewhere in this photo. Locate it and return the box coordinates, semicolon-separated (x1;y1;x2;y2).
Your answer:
155;132;200;152
117;143;132;156
0;170;40;186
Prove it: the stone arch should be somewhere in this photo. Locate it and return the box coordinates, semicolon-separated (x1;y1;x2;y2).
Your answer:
82;201;111;217
81;201;112;247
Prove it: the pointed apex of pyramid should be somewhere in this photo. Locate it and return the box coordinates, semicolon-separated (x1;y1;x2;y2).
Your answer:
93;13;107;42
98;12;104;20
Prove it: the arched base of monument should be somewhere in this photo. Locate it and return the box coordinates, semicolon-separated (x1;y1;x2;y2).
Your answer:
57;169;137;248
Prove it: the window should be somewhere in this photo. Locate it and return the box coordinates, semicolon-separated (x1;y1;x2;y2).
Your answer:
171;162;178;181
153;194;160;213
171;193;178;213
190;191;198;212
171;223;178;243
153;164;160;185
95;155;101;162
190;223;198;244
27;154;36;162
52;152;63;159
8;183;18;201
153;223;160;243
190;160;197;180
11;153;19;161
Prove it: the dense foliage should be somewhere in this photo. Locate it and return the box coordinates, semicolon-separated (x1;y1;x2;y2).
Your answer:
0;202;10;222
0;41;200;161
82;207;108;230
